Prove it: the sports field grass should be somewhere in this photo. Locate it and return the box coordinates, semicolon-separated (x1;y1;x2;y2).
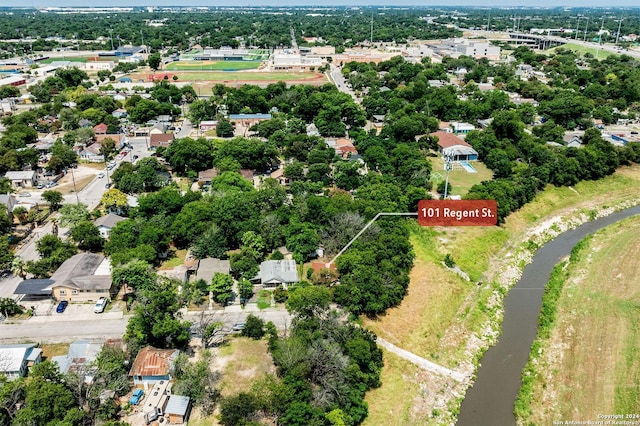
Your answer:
165;61;262;71
41;56;89;63
518;216;640;423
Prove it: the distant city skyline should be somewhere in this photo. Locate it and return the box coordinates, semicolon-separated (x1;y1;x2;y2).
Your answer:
2;1;640;8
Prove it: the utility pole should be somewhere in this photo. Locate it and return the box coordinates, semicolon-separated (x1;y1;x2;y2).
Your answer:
370;13;374;45
583;17;589;42
443;153;454;200
109;28;114;51
327;212;418;267
615;19;623;44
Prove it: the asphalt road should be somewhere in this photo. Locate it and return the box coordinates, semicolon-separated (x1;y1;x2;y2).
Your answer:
0;308;292;344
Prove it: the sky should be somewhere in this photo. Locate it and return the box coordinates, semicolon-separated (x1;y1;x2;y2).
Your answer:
2;1;640;8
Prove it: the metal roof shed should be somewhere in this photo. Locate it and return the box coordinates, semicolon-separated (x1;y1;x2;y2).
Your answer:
165;395;191;424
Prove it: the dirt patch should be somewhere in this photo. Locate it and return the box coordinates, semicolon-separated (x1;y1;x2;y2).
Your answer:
214;337;276;397
53;165;99;194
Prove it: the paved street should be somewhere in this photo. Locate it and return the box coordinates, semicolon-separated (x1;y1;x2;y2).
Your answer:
0;303;292;344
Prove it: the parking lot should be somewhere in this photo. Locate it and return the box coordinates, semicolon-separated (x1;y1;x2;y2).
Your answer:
25;299;125;322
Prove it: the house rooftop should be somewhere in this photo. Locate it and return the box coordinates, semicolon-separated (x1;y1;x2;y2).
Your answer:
47;253;111;291
128;346;180;378
257;259;299;284
94;213;126;229
196;258;230;283
4;170;35;180
165;395;191;416
432;131;473;149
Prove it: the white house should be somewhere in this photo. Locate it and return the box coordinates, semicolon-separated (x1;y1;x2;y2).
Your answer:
0;344;42;380
253;259;299;289
94;213;126;238
4;170;37;188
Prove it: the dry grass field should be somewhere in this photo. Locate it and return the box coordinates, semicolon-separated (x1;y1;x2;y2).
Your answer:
215;337;276;397
521;217;640;424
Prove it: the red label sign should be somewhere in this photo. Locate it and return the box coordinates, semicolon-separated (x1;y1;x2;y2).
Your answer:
418;200;498;226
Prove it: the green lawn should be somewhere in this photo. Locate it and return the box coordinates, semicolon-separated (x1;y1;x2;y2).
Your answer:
546;43;617;59
430;156;493;197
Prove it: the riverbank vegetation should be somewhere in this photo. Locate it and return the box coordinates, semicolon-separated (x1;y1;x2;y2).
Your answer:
515;217;640;425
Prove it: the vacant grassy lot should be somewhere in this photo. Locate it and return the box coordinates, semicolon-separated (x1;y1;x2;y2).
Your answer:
165;60;262;71
216;337;276;397
520;217;640;424
41;343;70;360
363;164;640;424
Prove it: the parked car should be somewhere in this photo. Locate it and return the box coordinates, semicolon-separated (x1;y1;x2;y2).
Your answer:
18;192;31;197
97;172;105;178
94;297;107;313
56;300;68;313
129;389;144;405
132;155;139;160
232;322;246;332
37;183;44;189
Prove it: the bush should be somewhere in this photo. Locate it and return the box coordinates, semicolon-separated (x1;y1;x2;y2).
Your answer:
242;314;265;340
273;286;289;303
444;253;456;268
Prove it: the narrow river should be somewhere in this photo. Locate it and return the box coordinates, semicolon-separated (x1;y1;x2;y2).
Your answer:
457;205;640;426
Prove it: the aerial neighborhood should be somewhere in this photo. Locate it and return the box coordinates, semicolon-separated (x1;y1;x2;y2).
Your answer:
0;5;639;426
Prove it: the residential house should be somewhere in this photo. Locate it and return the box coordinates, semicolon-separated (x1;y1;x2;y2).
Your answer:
450;122;476;135
432;131;479;162
95;133;125;149
112;108;127;119
157;115;172;125
149;133;174;149
0;97;16;115
563;132;583;147
0;343;42;381
240;169;254;181
129;346;180;387
165;395;192;424
195;258;230;284
4;170;37;188
46;253;113;302
149;123;168;135
334;138;358;159
93;123;108;135
270;167;288;186
253;259;299;290
113;92;127;102
134;126;150;137
94;213;126;238
79;143;105;162
51;340;103;377
198;168;217;186
200;120;218;132
0;193;17;217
